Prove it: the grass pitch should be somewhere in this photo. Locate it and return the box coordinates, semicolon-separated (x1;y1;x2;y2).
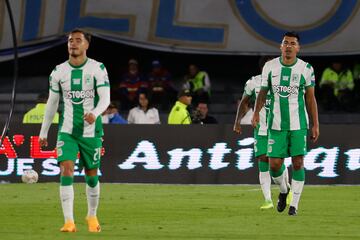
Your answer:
0;183;359;240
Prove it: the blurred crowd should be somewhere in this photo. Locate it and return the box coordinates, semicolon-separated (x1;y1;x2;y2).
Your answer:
105;58;217;125
23;58;360;125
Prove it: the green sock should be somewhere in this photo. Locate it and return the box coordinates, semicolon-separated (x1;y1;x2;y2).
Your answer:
292;168;305;181
85;175;99;188
258;161;269;172
60;176;74;186
270;163;285;178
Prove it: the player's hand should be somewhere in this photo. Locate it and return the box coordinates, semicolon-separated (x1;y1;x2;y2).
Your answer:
251;112;259;128
233;122;242;134
39;138;48;147
84;112;96;124
311;125;319;143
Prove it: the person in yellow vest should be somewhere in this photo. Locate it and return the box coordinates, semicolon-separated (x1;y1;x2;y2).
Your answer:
168;89;192;124
183;64;211;105
23;93;59;123
320;62;354;111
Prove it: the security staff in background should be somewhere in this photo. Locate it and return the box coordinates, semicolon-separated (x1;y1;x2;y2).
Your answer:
319;61;354;111
23;93;59;124
183;64;211;105
168;89;192;124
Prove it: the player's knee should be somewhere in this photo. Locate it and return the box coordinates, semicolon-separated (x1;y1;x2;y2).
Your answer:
292;156;304;170
85;175;99;188
270;161;282;172
60;161;74;176
61;167;74;176
292;162;303;170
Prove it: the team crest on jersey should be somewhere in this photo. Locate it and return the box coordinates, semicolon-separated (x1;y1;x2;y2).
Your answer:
292;74;299;83
85;74;92;85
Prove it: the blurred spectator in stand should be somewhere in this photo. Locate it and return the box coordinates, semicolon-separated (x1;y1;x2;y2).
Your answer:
117;59;148;110
183;64;211;105
192;102;218;124
102;102;127;124
127;91;160;124
147;60;177;110
23;93;59;124
168;89;192;124
320;62;354;111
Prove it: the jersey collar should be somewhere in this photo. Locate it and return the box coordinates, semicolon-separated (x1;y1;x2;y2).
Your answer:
68;57;88;69
279;57;297;67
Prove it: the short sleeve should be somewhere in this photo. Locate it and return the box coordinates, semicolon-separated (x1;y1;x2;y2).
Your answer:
95;63;110;88
49;67;60;93
305;63;315;88
261;62;270;89
243;79;254;97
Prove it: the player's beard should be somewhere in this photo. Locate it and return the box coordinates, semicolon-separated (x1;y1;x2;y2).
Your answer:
69;49;82;58
285;50;293;60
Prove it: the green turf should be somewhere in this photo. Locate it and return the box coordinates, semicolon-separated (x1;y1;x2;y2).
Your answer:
0;183;359;239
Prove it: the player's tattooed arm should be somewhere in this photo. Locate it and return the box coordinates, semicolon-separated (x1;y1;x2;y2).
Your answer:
233;95;251;134
251;88;267;128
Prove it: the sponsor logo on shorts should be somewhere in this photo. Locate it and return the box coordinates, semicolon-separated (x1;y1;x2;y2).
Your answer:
57;147;63;157
57;141;64;148
268;139;275;144
268;146;272;153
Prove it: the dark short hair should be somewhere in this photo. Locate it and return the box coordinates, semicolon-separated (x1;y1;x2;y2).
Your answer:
68;28;91;44
283;31;300;42
138;90;153;110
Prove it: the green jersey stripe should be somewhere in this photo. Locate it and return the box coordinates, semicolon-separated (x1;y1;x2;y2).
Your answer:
71;69;84;137
279;67;291;130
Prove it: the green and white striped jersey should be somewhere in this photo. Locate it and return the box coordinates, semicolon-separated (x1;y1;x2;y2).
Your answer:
243;75;270;136
261;57;315;131
49;58;110;138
